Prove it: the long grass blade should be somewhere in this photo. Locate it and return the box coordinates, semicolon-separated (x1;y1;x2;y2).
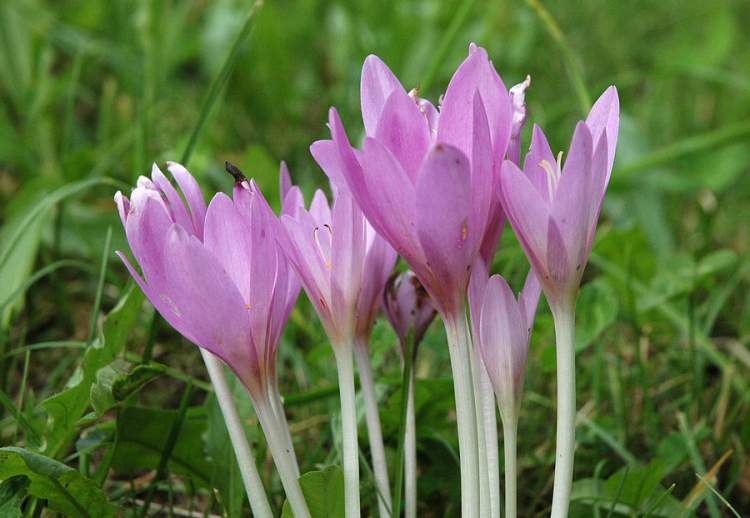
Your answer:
180;1;264;166
88;227;112;342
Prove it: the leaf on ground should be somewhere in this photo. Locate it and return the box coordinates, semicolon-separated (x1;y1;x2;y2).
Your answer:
0;475;29;518
281;466;345;518
41;284;143;455
111;405;212;487
0;447;116;517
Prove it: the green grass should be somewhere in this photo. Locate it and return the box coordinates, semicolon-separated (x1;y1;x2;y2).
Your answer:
1;0;750;516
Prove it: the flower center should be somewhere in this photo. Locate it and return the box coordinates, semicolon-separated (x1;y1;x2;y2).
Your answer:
539;151;564;200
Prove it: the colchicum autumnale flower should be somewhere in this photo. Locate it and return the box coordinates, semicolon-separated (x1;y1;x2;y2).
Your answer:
312;43;515;516
114;162;310;518
276;173;393;518
498;86;619;517
469;259;541;518
382;270;437;518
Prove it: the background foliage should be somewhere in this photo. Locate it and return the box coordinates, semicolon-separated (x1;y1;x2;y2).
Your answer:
1;0;749;515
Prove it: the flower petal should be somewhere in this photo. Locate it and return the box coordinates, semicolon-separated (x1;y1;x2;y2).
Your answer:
470;91;494;253
585;86;619;178
360;55;407;136
415;143;473;305
161;224;258;385
149;164;195;236
498;160;550;277
438;45;512;162
166;162;207;239
331;192;365;336
553;122;593;269
359;137;422;264
375;89;431;181
523;125;557;203
479;274;527;409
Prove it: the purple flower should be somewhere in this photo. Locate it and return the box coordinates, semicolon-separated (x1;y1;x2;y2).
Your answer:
311;43;514;318
276;173;396;346
382;270;437;352
499;87;619;308
469;260;540;418
114;162;300;401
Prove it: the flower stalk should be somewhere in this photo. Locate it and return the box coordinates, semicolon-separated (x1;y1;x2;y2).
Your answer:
354;339;392;517
443;311;480;518
549;302;576;518
200;350;273;518
334;346;361;518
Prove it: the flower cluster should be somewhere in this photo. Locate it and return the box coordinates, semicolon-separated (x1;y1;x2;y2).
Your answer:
115;43;618;518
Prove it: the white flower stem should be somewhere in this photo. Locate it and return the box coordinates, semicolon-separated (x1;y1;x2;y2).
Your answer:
404;365;417;518
269;379;300;476
443;312;480;518
255;398;311;518
335;345;361;518
549;304;576;518
470;348;491;518
501;414;518;518
478;363;501;518
199;350;273;518
354;339;392;517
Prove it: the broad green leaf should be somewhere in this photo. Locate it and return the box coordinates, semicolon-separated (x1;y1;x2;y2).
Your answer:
0;475;29;518
281;466;345;518
0;447;116;517
111;406;212;487
41;284;144;455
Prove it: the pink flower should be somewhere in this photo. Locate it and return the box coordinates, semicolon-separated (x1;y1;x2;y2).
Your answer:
275;176;396;347
469;260;540;418
311;44;514;318
499;87;619;308
114;162;300;401
382;270;437;352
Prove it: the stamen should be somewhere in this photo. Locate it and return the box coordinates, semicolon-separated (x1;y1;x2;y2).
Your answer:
313;224;333;269
539;159;561;199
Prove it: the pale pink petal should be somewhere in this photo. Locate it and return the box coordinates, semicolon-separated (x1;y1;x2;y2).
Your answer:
375;89;431;181
161;224;259;387
310;189;332;227
523;125;557;203
149;164;195;236
203;193;253;303
360;55;406;136
415;143;473;307
553;122;593;269
114;192;129;226
479;274;527;407
438;45;512;163
498;160;550;277
331;192;365;335
359;137;422;264
470;91;494;253
585;86;619;178
166;162;207;239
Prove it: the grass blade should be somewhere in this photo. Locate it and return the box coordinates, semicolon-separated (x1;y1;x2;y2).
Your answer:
88;227;112;343
420;0;478;92
525;0;591;114
180;1;263;166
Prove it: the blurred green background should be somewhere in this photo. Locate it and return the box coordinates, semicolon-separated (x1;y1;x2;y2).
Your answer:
1;0;749;516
